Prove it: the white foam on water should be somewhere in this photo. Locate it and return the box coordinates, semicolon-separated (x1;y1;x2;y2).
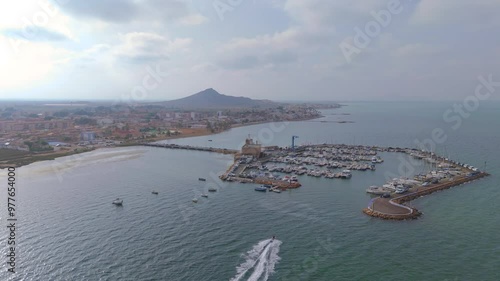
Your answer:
230;239;282;281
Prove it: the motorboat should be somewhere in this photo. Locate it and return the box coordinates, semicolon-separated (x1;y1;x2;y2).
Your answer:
340;170;352;179
198;178;206;181
192;198;198;203
208;187;217;192
255;186;267;192
201;194;208;198
271;188;281;193
152;191;159;195
112;198;123;205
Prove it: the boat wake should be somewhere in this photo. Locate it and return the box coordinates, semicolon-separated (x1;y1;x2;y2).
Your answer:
230;238;282;281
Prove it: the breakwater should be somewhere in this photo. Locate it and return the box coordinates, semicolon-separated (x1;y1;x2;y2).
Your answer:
363;172;489;220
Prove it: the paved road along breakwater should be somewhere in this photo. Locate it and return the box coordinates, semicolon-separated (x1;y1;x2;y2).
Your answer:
363;172;490;220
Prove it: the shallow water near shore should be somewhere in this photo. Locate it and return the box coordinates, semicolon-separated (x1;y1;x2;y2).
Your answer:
1;101;499;280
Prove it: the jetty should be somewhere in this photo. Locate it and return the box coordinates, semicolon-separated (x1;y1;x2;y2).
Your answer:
142;143;238;154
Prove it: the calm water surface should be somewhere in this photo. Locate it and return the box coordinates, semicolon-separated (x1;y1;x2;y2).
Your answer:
1;102;499;280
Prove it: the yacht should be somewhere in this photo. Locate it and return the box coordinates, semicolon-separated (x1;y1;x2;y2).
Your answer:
255;186;267;192
340;170;352;179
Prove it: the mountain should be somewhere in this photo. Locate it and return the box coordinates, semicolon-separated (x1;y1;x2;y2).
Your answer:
160;88;275;109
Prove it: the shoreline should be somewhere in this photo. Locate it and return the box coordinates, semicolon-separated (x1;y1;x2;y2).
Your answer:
0;116;325;168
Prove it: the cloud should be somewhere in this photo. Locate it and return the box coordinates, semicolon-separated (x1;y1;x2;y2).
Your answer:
411;0;500;27
218;55;259;70
284;0;388;27
2;27;68;42
57;0;138;22
58;0;191;23
177;14;209;26
394;43;446;57
0;35;73;90
113;32;192;63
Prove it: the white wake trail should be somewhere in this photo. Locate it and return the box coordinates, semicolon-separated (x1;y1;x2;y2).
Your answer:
230;239;282;281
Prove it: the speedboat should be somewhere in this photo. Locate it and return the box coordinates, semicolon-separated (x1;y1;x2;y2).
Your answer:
201;194;208;198
208;187;217;192
192;198;198;203
271;188;281;193
112;198;123;205
152;191;159;195
255;186;267;192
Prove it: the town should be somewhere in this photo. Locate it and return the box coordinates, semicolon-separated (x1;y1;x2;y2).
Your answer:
0;97;338;167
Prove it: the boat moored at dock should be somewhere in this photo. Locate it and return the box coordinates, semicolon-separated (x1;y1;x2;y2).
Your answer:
255;186;267;192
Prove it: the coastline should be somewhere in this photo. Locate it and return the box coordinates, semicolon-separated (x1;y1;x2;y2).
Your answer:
1;115;325;168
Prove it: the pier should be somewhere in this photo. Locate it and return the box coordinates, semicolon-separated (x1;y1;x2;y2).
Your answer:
142;143;239;154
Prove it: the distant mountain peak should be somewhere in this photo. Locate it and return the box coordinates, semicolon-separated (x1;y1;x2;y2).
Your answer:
160;88;274;109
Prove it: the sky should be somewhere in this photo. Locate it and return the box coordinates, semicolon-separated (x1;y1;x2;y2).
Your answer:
0;0;499;102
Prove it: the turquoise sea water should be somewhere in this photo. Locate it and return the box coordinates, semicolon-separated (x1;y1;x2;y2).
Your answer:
1;102;499;280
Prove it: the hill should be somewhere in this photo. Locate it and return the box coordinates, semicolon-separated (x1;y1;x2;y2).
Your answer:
160;88;275;109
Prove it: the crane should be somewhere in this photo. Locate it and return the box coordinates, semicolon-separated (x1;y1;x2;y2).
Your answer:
292;135;299;150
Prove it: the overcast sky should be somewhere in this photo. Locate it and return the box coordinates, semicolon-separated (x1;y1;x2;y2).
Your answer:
1;0;499;101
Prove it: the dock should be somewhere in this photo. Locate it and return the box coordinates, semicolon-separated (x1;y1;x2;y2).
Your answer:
363;171;489;220
142;143;238;154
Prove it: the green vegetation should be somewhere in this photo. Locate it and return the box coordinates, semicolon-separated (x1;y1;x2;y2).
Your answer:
23;140;54;152
0;148;30;161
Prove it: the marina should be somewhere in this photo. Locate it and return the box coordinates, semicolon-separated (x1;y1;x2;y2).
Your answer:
144;137;490;219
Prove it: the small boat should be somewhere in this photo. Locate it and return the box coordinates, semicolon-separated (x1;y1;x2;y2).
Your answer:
198;178;206;181
201;194;208;198
340;170;352;179
255;186;267;192
271;188;281;193
152;191;159;195
112;198;123;205
192;198;198;203
208;140;213;142
208;187;217;192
